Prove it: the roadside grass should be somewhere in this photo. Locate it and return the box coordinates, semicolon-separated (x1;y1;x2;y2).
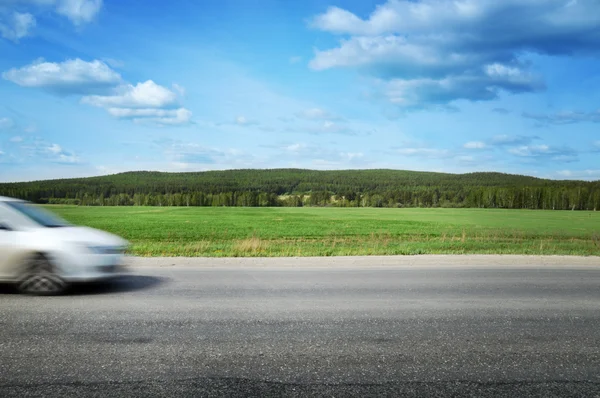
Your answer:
45;206;600;257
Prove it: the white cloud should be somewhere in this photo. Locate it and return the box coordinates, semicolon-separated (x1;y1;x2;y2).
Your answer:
82;80;177;108
82;80;192;125
44;143;80;164
464;141;486;149
0;12;35;42
0;0;102;42
376;64;542;108
3;58;191;126
2;58;121;94
55;0;102;25
311;6;365;35
9;136;23;143
312;0;600;42
309;0;600;107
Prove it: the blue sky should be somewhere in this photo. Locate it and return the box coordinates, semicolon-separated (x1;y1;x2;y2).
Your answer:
0;0;599;182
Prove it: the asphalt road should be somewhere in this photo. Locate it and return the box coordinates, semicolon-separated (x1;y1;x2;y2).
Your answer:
1;257;600;397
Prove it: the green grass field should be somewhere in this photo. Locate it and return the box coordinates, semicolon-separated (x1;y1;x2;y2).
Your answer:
45;206;600;257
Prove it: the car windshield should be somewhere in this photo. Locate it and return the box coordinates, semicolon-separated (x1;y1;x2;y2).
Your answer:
5;202;71;228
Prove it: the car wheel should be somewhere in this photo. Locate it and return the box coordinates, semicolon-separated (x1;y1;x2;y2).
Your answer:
18;254;67;296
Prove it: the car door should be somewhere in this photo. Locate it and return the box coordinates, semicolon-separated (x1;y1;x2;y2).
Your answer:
0;207;27;280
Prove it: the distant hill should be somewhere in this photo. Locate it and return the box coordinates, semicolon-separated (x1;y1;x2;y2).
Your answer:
1;169;598;210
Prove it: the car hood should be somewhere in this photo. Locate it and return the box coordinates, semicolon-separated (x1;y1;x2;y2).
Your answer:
34;226;129;247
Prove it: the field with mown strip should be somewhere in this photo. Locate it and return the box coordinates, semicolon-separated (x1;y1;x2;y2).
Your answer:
46;206;600;257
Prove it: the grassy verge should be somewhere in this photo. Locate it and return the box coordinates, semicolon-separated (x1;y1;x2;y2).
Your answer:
45;206;600;257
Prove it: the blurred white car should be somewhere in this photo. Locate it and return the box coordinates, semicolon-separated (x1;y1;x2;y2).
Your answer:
0;196;129;295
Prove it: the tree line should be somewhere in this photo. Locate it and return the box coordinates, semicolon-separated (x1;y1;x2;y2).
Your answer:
1;169;599;210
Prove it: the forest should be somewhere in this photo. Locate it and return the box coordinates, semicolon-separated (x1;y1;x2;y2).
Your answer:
0;169;599;210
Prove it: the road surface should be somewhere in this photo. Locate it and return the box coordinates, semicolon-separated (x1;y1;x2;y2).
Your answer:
1;256;600;397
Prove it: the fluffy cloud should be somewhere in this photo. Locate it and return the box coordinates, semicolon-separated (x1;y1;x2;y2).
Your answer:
82;80;192;125
3;58;191;125
0;0;102;42
0;11;35;41
523;110;600;125
41;143;79;163
54;0;102;25
2;58;121;94
3;0;102;23
313;0;600;41
310;0;600;107
381;71;542;107
82;80;177;108
51;152;80;165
